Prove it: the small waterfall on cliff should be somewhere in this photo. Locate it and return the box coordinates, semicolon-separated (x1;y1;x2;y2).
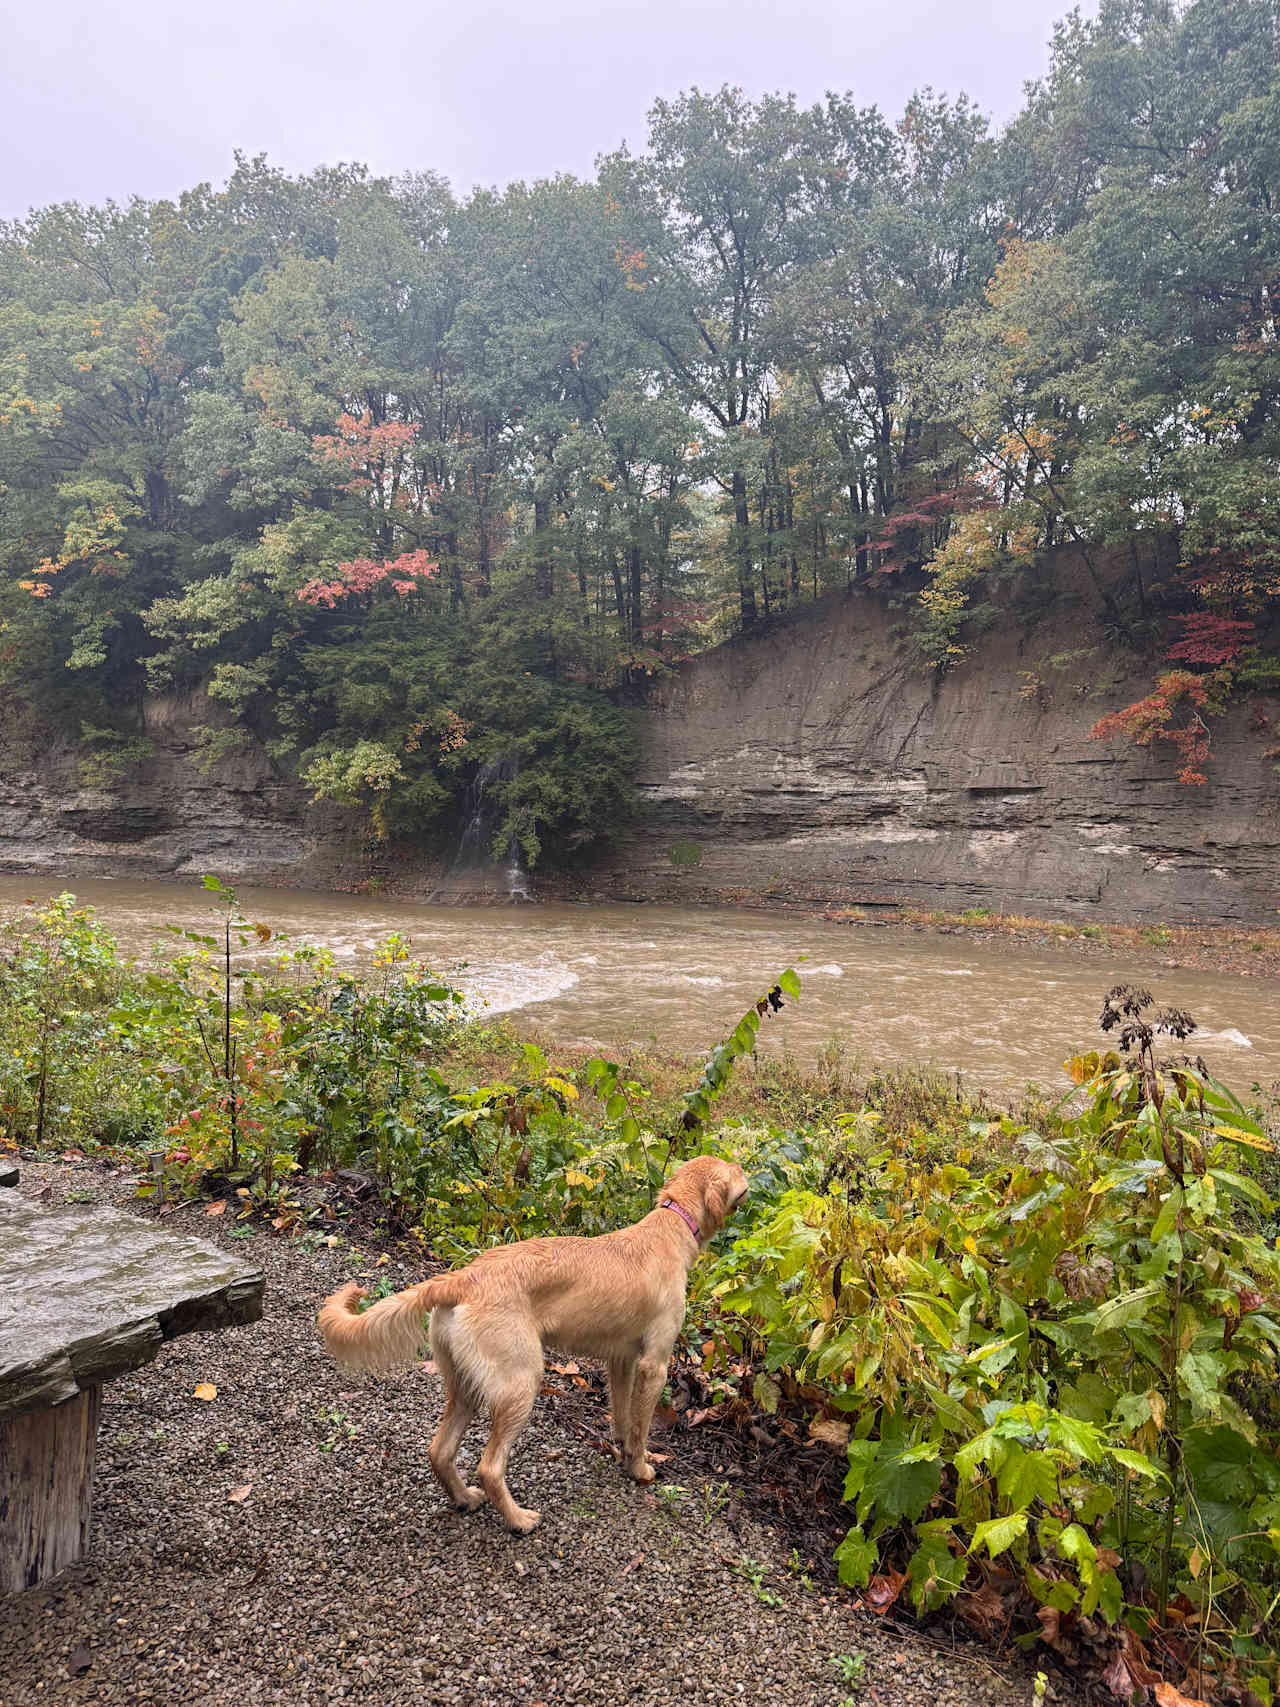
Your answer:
448;756;531;902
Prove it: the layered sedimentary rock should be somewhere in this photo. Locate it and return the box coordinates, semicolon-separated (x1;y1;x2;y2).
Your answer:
592;582;1280;924
0;692;319;883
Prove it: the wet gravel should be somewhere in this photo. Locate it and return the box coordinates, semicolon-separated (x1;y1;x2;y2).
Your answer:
3;1163;1063;1706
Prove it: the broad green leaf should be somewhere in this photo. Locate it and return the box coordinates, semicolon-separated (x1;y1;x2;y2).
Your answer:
1090;1283;1162;1337
1047;1413;1103;1463
1151;1184;1183;1243
955;1428;996;1481
1208;1167;1274;1210
843;1439;879;1503
864;1449;942;1522
1056;1523;1096;1566
834;1526;877;1588
1095;1568;1125;1625
907;1534;967;1611
969;1512;1028;1558
1106;1446;1165;1483
995;1445;1059;1511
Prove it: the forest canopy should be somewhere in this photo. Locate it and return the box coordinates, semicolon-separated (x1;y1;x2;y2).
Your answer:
1;0;1277;859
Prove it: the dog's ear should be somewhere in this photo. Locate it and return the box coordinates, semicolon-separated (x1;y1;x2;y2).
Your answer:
703;1173;731;1231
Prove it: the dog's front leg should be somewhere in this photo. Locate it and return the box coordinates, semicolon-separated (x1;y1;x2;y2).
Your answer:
622;1354;668;1482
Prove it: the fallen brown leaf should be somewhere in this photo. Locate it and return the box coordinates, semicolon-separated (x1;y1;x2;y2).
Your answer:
1102;1653;1136;1700
863;1568;905;1614
193;1382;217;1402
205;1200;227;1217
226;1484;253;1503
809;1414;851;1450
1037;1606;1068;1651
550;1361;580;1376
1154;1683;1212;1707
956;1583;1007;1638
1112;1634;1155;1690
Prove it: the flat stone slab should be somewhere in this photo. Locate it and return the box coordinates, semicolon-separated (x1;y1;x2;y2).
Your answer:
0;1197;263;1420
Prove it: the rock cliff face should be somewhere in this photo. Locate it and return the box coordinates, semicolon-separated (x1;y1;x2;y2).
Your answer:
0;693;326;885
0;573;1276;923
585;576;1280;924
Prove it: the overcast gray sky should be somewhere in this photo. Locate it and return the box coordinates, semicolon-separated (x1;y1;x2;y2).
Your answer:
2;0;1089;219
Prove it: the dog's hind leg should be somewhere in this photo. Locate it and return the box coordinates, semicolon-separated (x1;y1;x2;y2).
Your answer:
606;1357;635;1457
622;1350;670;1483
477;1368;542;1533
460;1313;543;1533
427;1311;484;1511
428;1385;484;1511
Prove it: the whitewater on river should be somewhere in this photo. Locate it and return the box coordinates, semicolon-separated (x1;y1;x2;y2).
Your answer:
0;874;1274;1096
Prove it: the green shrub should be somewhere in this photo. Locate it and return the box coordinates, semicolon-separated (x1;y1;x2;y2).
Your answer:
712;989;1280;1688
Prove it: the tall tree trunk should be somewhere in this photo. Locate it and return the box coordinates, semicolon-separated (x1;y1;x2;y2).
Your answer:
628;545;644;643
608;550;627;632
785;473;800;600
446;531;463;610
477;511;491;595
732;468;757;629
533;497;553;602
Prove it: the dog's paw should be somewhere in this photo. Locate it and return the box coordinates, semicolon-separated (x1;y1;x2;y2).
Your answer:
455;1486;486;1513
628;1459;657;1484
507;1506;541;1534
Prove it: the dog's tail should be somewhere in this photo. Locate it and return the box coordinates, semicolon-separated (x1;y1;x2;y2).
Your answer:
317;1271;472;1373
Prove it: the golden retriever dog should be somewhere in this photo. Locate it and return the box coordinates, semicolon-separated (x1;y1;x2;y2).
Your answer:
317;1154;747;1532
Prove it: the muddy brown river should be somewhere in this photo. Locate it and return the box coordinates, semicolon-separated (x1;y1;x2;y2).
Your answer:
1;875;1275;1097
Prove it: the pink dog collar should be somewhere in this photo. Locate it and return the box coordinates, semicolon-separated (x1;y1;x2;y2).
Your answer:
660;1197;700;1244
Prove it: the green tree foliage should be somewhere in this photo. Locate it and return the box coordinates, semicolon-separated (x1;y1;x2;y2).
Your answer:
1;1;1277;836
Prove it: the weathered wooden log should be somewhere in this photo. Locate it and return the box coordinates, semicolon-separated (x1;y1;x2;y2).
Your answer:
0;1386;101;1595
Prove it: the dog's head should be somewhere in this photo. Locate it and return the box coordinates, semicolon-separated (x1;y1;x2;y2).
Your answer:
665;1154;749;1240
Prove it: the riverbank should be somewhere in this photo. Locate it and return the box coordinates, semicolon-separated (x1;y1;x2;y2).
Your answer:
253;848;1280;980
268;852;1280;980
857;905;1280;980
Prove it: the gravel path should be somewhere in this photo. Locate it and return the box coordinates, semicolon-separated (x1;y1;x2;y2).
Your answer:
3;1163;1059;1707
